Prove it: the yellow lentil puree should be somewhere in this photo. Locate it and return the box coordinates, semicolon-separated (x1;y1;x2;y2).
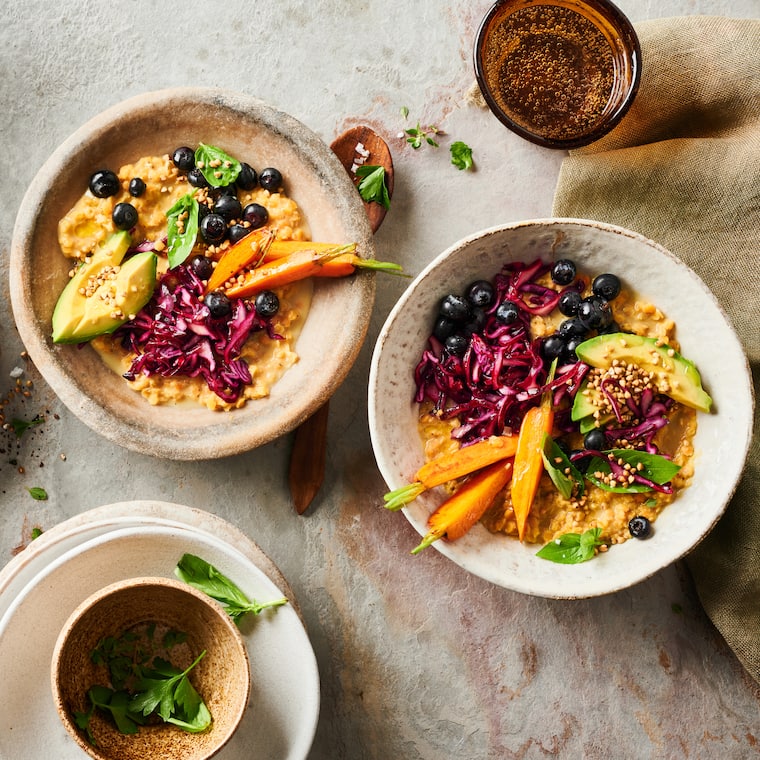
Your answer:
57;154;311;410
417;286;698;548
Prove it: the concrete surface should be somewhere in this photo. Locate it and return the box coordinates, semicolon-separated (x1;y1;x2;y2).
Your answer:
2;1;759;758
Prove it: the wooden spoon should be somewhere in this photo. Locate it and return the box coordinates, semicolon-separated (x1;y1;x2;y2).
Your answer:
288;126;394;514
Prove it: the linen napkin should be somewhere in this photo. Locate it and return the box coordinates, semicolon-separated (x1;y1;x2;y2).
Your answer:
552;16;760;682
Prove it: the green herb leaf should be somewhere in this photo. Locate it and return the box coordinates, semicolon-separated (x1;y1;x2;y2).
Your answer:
194;143;241;188
85;686;143;737
175;553;288;624
541;434;584;500
165;193;199;268
31;526;44;540
536;527;604;564
585;449;681;493
355;165;391;209
450;140;473;171
400;105;409;119
10;416;43;438
405;122;440;149
27;487;48;501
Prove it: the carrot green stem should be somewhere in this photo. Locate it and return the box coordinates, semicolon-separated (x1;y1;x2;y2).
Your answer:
383;482;425;511
411;529;444;555
351;258;409;276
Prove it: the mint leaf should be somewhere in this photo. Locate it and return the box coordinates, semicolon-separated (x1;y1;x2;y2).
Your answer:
166;193;199;268
194;143;241;188
536;527;603;564
355;165;391;209
175;553;288;624
450;140;473;171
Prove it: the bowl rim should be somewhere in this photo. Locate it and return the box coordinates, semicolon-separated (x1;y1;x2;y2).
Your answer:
368;217;754;598
473;0;643;149
51;574;251;760
10;86;375;459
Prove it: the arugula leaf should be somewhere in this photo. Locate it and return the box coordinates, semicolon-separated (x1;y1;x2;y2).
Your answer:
165;193;199;268
10;416;43;438
27;487;48;501
541;434;584;500
194;143;241;187
450;140;474;171
585;449;681;493
536;527;604;564
355;165;391;209
175;553;288;624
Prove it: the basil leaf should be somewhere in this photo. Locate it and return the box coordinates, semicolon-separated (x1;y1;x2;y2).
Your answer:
194;143;241;187
166;193;199;268
541;434;584;500
356;165;391;209
450;140;473;171
585;449;681;493
536;527;603;564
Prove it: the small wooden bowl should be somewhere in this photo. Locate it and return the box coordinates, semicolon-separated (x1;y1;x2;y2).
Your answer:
51;577;250;760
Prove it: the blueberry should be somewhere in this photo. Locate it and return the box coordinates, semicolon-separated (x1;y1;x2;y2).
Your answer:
187;167;209;188
205;290;232;319
558;318;588;339
570;450;590;473
172;146;195;171
463;307;486;335
214;194;243;222
112;202;138;230
597;319;621;335
439;294;472;323
255;290;280;318
188;255;214;281
495;300;520;325
562;336;584;364
551;259;576;286
628;515;652;539
558;289;582;317
242;203;269;229
89;169;120;198
236;162;258;191
466;280;494;308
259;167;283;192
199;213;227;245
433;317;456;342
445;333;469;356
228;224;250;244
554;438;571;456
128;177;146;197
592;273;621;302
541;334;566;360
583;428;607;451
577;296;612;330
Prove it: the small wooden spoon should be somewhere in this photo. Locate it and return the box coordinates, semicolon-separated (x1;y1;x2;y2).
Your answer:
288;126;394;514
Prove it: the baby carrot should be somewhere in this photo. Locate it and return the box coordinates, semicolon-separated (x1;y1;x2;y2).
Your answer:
411;459;514;554
383;434;519;511
205;227;274;292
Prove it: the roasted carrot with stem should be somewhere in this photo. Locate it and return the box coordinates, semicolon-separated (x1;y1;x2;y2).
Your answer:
225;245;406;299
383;434;519;511
510;375;556;541
411;459;514;555
205;227;274;292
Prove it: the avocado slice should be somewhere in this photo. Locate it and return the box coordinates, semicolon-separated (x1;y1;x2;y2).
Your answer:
52;232;157;344
575;332;712;413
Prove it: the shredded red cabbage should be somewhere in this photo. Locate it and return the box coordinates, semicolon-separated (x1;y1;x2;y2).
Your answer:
116;264;280;403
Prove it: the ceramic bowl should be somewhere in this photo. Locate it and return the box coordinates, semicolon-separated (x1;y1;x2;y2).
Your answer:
51;576;250;760
10;87;374;459
368;219;753;599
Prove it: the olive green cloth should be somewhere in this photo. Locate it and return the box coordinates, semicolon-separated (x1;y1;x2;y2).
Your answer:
552;16;760;681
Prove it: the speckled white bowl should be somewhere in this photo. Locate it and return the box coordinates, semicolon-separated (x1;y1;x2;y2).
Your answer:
368;219;754;599
10;88;374;459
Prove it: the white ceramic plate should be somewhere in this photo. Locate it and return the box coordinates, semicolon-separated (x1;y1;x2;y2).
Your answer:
0;505;319;760
369;219;754;599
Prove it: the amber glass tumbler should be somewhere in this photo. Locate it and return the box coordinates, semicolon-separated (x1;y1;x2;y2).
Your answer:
474;0;641;149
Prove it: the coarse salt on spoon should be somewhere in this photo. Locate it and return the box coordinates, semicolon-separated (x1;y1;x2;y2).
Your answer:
288;125;394;514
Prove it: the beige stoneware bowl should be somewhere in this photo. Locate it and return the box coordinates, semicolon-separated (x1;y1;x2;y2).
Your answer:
10;87;374;459
369;219;753;599
51;576;250;760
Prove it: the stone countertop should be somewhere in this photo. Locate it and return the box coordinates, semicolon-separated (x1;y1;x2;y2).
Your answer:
1;1;759;758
